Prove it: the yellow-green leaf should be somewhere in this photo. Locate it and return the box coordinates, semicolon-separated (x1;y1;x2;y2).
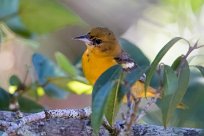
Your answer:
145;37;184;93
55;52;77;77
19;0;81;33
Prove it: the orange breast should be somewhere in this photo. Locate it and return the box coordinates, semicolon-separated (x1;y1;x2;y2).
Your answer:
82;49;117;85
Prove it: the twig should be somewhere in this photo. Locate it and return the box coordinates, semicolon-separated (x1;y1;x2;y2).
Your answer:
136;98;157;122
126;96;141;131
197;44;204;49
102;120;119;136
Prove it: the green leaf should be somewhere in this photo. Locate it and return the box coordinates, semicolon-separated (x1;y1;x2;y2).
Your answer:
0;0;31;37
174;70;204;128
194;65;204;77
92;82;115;134
48;77;92;94
32;53;68;99
105;72;123;126
0;88;10;110
55;52;77;77
120;38;150;67
91;65;122;134
9;75;21;86
19;0;81;33
172;60;190;119
171;55;183;71
146;70;204;128
47;77;70;90
18;96;44;112
191;0;204;12
158;65;178;127
145;37;183;91
44;84;68;99
159;60;190;128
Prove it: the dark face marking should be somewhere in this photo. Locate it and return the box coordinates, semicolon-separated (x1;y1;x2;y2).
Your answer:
86;32;103;46
92;38;102;45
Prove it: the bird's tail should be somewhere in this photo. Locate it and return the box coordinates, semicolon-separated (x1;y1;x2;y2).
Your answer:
123;80;160;103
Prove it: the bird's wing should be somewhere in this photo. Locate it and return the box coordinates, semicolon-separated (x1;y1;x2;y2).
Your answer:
114;50;137;71
114;50;146;82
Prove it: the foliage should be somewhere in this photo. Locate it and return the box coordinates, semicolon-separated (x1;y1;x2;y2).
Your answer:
163;0;204;13
0;0;82;36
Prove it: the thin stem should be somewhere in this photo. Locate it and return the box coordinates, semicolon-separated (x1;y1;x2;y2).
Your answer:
178;42;197;71
197;45;204;49
126;97;141;131
102;121;119;136
23;65;31;84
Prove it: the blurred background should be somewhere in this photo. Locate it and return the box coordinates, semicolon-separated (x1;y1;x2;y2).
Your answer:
0;0;204;120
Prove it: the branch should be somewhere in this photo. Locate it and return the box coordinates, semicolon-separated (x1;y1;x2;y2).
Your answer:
0;107;91;135
0;107;203;136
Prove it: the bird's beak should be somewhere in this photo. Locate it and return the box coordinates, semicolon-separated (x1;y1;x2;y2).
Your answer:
73;34;91;44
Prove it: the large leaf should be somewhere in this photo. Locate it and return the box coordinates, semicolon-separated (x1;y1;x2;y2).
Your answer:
48;77;92;95
171;60;190;110
0;0;18;19
18;96;44;112
32;53;68;98
0;0;31;37
145;70;204;128
92;82;115;134
19;0;81;33
0;88;10;110
174;71;204;128
158;65;178;127
104;66;146;125
43;84;68;98
9;75;21;86
120;38;150;67
105;72;123;126
171;55;183;70
55;52;77;77
47;77;71;90
32;53;65;83
145;37;183;91
91;65;122;134
159;60;190;127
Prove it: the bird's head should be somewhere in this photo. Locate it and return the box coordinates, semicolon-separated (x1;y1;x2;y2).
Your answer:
74;27;121;56
74;27;117;46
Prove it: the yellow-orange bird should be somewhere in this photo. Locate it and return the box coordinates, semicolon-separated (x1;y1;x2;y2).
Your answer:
74;27;157;98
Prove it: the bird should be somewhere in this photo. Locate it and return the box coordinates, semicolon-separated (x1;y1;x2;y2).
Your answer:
74;27;158;99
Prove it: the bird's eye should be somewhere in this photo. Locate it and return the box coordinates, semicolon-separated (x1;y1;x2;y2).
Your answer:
93;38;102;45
